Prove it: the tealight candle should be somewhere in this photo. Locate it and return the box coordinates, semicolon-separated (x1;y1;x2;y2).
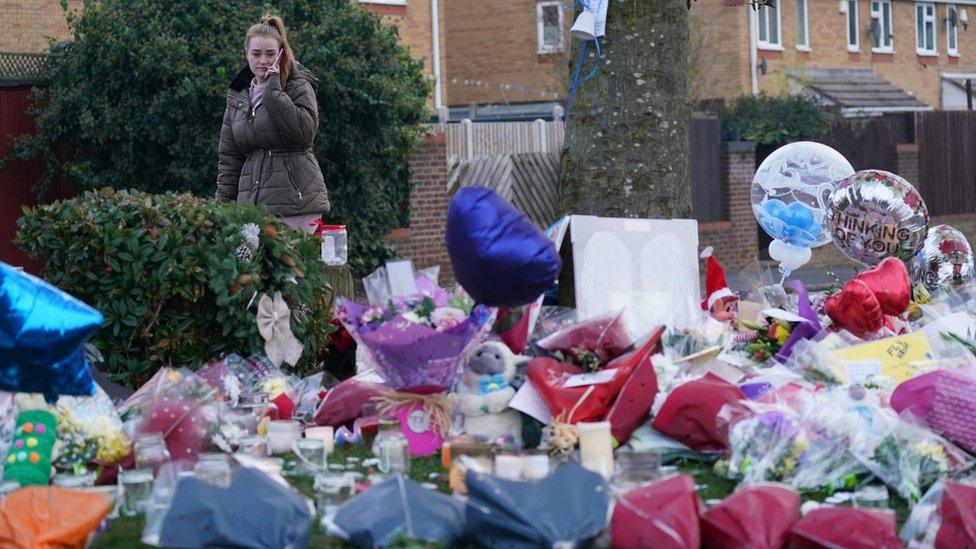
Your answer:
304;426;335;454
494;454;523;481
522;453;550;481
577;421;614;480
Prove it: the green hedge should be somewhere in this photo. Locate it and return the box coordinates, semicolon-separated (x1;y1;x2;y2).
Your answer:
719;93;838;146
17;189;333;386
13;0;430;276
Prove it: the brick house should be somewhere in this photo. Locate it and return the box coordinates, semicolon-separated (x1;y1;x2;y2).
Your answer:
439;0;974;115
0;0;79;52
691;0;976;110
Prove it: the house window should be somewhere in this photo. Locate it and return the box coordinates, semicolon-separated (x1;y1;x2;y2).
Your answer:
796;0;810;50
847;0;860;51
537;2;564;54
916;2;937;54
871;0;894;52
948;4;959;56
758;0;782;49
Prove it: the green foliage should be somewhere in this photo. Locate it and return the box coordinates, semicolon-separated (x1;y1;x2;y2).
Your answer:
17;188;334;387
719;93;838;146
15;0;430;276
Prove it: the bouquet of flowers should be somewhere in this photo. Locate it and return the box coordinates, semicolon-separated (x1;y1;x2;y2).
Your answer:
54;387;130;473
337;291;492;391
852;414;971;502
119;368;225;463
722;391;867;492
535;310;634;372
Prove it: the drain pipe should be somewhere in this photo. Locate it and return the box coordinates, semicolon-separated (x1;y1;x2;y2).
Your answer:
431;0;444;109
749;7;759;94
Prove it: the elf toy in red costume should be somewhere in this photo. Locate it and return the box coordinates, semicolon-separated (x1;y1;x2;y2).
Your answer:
701;249;739;324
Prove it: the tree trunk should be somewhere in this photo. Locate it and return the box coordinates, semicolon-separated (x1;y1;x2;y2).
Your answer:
557;0;691;219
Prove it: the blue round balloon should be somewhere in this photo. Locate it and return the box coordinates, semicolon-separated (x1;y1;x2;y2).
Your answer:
0;262;102;402
446;187;561;307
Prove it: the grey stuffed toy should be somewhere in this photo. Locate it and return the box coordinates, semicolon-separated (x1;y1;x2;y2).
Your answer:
456;341;524;444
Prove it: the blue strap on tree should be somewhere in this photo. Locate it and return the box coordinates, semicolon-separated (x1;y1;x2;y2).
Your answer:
563;0;603;121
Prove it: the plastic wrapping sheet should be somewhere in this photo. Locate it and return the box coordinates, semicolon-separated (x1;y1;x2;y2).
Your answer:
651;373;745;453
701;484;800;549
535;310;634;363
464;463;609;548
790;507;901;549
157;468;311;549
611;474;701;549
0;486;112;548
330;474;464;548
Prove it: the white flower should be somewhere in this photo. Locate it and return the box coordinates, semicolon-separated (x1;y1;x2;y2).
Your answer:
241;223;260;250
430;307;467;331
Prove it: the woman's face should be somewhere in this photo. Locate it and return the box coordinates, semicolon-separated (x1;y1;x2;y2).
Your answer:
246;35;281;80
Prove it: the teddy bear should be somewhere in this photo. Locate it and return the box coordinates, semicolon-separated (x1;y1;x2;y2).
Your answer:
456;340;523;444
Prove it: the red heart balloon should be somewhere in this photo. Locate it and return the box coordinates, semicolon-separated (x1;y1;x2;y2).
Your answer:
855;257;911;316
825;279;884;338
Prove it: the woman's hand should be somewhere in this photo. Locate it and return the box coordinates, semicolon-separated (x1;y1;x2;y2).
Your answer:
266;49;283;77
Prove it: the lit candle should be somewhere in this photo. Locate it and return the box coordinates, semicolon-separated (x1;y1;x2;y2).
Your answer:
304;426;335;454
494;454;524;481
578;421;614;480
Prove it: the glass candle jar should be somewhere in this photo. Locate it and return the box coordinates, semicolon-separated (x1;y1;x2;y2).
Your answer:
577;421;614;480
319;224;348;266
612;452;662;494
372;419;410;475
134;432;171;475
194;453;232;488
119;468;154;516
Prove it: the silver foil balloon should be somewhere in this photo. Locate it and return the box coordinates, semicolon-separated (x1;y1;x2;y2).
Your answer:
910;224;976;291
827;170;929;266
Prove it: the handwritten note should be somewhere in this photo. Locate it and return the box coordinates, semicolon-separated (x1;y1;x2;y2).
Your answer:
563;369;618;388
832;331;931;383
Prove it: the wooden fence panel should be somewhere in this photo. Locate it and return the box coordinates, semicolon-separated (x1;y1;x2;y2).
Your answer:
918;111;976;216
820;113;912;172
512;153;559;227
690;118;723;222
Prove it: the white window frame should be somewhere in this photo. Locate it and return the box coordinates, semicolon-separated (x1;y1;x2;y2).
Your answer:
917;2;938;55
947;4;960;56
796;0;811;51
536;1;565;54
871;0;894;53
847;0;861;52
757;0;784;50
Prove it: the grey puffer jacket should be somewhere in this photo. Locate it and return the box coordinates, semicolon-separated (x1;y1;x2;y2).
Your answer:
216;62;329;216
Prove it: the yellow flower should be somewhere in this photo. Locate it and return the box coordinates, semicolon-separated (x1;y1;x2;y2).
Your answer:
792;433;809;453
916;441;945;460
774;325;791;345
260;377;289;399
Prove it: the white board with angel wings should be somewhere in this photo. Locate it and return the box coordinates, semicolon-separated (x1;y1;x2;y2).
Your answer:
569;216;700;337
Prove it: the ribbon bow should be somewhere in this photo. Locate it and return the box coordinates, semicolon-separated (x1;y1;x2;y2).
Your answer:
478;374;509;396
256;292;304;367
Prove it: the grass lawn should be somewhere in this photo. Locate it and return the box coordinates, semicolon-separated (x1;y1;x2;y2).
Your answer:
90;446;911;548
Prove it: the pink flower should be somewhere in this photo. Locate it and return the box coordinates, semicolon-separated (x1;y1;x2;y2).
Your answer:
430;307;467;331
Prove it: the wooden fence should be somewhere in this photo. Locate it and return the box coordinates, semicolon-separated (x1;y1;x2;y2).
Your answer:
443;117;726;223
690;118;724;222
918;111;976;216
820;113;914;172
442;119;565;163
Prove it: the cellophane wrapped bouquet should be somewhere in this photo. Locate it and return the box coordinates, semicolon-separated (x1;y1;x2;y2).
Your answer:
722;390;866;492
54;387;130;473
336;289;492;391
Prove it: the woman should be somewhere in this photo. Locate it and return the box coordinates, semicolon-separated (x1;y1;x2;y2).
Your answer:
216;15;329;233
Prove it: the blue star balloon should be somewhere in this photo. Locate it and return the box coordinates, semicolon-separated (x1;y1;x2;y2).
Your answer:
0;262;101;402
446;187;561;307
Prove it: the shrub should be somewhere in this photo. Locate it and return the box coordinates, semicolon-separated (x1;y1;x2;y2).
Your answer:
17;188;334;387
14;0;430;276
718;93;838;146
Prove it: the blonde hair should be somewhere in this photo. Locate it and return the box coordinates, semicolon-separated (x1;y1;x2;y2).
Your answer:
245;14;294;85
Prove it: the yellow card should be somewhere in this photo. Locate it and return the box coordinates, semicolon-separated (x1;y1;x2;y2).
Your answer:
832;331;931;383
